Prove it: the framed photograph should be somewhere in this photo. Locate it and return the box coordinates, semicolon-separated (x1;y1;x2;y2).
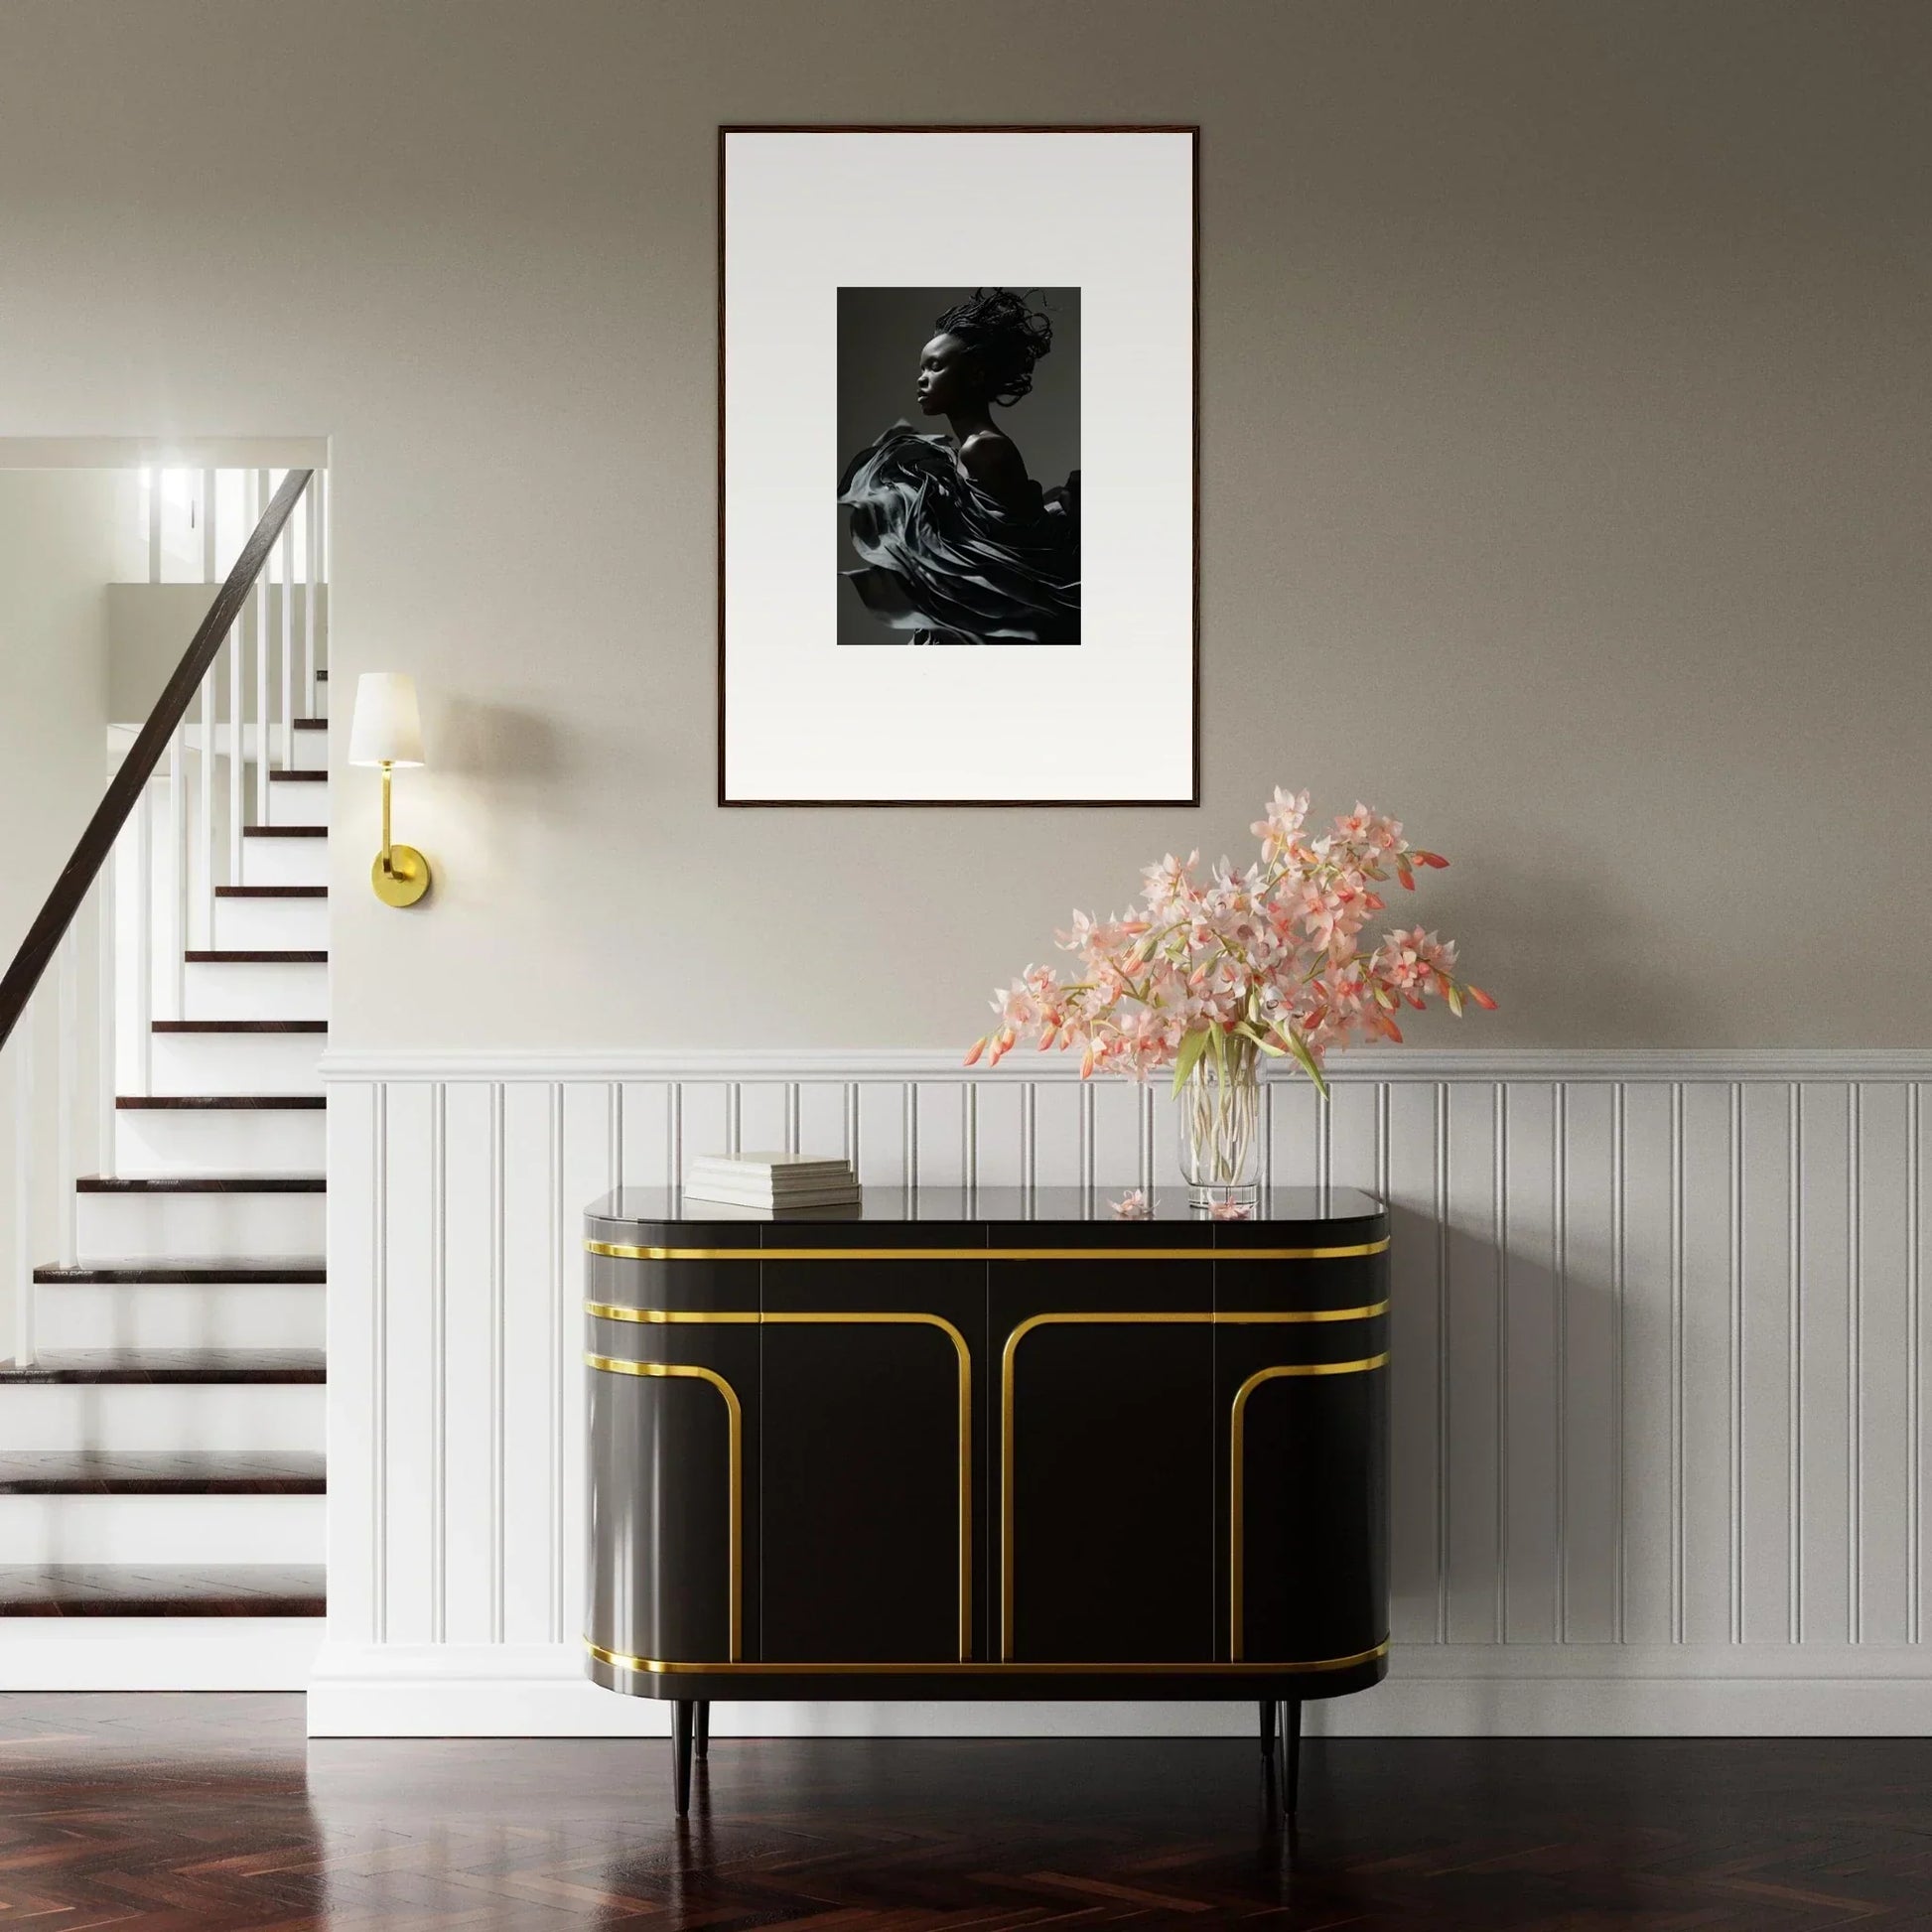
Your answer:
719;125;1198;806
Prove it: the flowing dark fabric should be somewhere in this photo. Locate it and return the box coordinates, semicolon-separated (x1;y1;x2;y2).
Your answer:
838;423;1080;646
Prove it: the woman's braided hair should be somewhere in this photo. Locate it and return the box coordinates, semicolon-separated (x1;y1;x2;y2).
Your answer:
931;288;1054;407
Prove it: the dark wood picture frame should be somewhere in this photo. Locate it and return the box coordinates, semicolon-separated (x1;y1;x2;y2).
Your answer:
717;124;1200;809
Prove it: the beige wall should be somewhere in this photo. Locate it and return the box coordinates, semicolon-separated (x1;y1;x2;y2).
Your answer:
0;470;114;961
0;1;1925;1048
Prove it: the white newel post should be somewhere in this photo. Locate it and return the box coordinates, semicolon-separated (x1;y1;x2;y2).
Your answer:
97;851;116;1181
254;469;271;826
169;725;188;1021
11;1016;34;1367
57;929;76;1268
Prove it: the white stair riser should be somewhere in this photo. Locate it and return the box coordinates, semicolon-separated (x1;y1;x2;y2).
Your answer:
213;896;328;951
185;959;328;1022
76;1190;325;1264
0;1494;323;1565
0;1385;324;1453
0;1621;322;1692
241;837;328;889
36;1285;324;1352
150;1031;323;1095
291;730;329;772
115;1108;326;1177
267;782;330;828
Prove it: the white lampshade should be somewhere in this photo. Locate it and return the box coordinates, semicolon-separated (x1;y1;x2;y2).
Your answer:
347;672;426;767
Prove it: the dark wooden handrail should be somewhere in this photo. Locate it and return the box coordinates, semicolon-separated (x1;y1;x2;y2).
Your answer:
0;469;315;1053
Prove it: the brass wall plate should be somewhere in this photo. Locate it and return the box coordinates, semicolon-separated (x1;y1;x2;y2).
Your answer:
372;844;431;907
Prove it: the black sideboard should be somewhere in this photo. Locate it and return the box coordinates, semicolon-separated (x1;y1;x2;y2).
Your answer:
583;1185;1390;1813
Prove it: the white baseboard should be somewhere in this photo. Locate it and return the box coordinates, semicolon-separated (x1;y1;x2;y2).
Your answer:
305;1642;1932;1738
0;1620;323;1690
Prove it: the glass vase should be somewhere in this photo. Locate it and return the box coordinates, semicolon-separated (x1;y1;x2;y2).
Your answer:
1177;1045;1263;1212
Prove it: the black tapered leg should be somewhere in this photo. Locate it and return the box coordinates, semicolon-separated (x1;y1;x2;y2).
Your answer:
695;1701;710;1762
1258;1699;1276;1759
1282;1699;1302;1817
672;1700;695;1817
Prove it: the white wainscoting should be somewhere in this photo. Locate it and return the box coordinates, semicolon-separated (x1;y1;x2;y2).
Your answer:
312;1047;1932;1736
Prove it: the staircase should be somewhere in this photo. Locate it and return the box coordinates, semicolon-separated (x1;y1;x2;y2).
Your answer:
0;471;328;1687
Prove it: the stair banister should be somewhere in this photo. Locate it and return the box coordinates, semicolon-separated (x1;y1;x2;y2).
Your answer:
0;468;313;1054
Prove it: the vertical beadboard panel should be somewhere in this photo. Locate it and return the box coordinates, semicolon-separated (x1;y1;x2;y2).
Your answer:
440;1081;497;1646
497;1081;559;1646
1384;1081;1443;1644
380;1081;436;1644
618;1081;672;1187
556;1083;616;1644
853;1082;908;1187
1030;1081;1082;1187
1087;1079;1142;1186
1325;1081;1380;1194
1679;1082;1735;1644
1560;1081;1619;1642
914;1082;969;1191
735;1081;790;1160
1738;1080;1795;1642
1798;1082;1853;1643
325;1081;378;1642
1916;1084;1930;1646
678;1083;731;1181
1149;1076;1183;1189
972;1079;1026;1188
1501;1082;1559;1644
1619;1083;1675;1646
1443;1082;1501;1642
1856;1082;1913;1644
794;1081;849;1164
1268;1078;1322;1190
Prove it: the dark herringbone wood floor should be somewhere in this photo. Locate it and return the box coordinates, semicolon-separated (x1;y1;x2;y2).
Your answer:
1;1696;1930;1928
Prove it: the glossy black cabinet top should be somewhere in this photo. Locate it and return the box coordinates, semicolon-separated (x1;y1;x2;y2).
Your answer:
586;1185;1386;1241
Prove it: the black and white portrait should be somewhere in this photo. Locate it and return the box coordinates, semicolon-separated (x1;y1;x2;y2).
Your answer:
837;287;1080;647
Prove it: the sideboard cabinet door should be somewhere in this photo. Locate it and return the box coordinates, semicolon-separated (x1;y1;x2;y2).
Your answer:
994;1253;1216;1663
759;1253;986;1663
1214;1247;1390;1665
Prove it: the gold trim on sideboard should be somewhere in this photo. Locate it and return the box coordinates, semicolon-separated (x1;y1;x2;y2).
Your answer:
586;1239;1389;1264
584;1310;973;1661
997;1311;1389;1660
1228;1353;1391;1661
585;1637;1391;1677
583;1354;742;1661
586;1303;761;1323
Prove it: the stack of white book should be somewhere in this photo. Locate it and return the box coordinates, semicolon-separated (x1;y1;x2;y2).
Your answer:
683;1152;861;1211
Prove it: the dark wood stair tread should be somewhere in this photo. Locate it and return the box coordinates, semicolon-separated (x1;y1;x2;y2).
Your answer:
152;1019;326;1034
117;1095;325;1110
215;886;327;898
293;717;328;731
0;1450;325;1494
185;950;327;963
34;1259;326;1285
243;826;326;838
268;769;328;781
0;1348;324;1384
77;1174;324;1192
0;1564;325;1617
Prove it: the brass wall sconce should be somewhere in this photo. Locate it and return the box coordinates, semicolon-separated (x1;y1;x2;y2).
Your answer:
347;671;432;907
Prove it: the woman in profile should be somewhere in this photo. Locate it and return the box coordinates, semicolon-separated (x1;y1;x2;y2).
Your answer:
839;288;1079;646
